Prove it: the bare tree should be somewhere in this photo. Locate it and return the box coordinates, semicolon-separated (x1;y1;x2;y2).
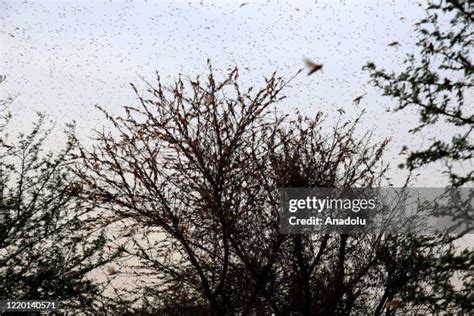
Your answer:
76;63;472;315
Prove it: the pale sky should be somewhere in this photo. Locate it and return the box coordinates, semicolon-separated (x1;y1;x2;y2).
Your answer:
0;0;467;186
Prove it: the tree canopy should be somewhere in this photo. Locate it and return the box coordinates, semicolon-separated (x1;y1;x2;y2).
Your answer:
74;63;472;314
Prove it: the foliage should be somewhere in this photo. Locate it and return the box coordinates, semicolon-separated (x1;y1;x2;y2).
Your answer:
0;83;120;312
364;0;473;187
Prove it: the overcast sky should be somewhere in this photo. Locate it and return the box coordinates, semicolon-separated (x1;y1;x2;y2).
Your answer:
0;0;467;186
